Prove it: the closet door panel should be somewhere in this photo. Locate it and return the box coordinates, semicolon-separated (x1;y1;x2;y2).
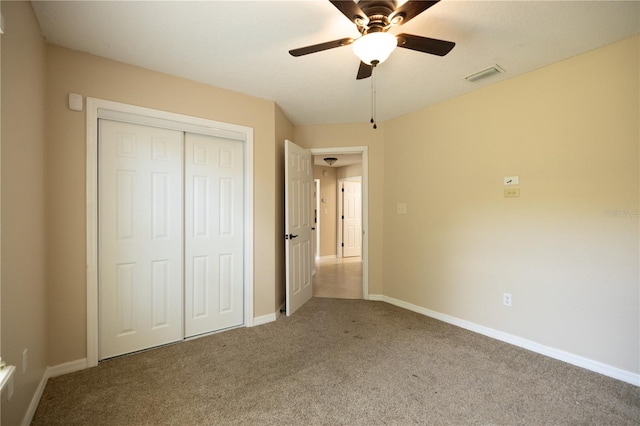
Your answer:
99;120;183;359
185;133;244;337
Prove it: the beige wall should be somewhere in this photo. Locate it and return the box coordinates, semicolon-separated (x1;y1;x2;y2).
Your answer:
383;36;639;373
337;163;362;179
314;166;338;257
1;2;48;424
45;45;283;365
294;124;384;294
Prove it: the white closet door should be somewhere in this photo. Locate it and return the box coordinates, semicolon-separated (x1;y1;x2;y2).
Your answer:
99;120;184;359
184;133;244;337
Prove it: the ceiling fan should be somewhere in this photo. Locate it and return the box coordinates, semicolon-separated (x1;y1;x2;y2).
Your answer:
289;0;455;80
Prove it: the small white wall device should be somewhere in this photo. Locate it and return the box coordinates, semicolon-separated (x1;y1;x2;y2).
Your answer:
68;93;83;112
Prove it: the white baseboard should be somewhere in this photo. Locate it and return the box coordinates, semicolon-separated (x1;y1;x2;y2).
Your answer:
22;372;47;426
253;312;277;326
369;294;639;386
253;302;286;326
21;358;88;426
319;255;337;261
47;358;88;378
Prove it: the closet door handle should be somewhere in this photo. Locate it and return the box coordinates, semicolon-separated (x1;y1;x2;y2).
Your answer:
285;234;299;240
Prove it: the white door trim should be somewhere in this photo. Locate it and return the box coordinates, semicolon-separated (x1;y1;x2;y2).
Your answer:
86;97;254;367
309;147;369;300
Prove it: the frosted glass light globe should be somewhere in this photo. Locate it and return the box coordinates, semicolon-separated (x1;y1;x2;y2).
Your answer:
352;32;398;65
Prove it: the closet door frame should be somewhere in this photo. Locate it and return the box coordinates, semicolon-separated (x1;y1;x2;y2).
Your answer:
86;97;254;367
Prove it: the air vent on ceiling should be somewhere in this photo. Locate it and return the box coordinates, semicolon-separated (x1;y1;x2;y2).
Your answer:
464;64;505;82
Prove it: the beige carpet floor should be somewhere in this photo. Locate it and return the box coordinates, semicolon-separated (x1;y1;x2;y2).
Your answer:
32;298;639;425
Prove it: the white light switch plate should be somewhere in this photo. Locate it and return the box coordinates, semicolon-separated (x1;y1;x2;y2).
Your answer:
504;176;519;186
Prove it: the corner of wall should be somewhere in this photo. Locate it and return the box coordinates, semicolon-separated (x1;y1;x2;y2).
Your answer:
1;2;50;425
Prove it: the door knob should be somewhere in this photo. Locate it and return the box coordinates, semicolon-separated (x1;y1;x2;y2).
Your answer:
285;234;299;240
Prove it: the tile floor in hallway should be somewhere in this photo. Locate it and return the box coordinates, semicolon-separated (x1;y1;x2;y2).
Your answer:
312;256;363;299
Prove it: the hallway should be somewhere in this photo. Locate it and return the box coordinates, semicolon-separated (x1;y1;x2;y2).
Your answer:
312;257;363;299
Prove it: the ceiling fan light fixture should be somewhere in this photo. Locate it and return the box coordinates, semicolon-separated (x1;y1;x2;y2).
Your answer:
352;32;398;65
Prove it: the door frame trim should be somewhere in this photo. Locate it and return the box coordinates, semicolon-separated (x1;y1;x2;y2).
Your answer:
310;147;369;299
86;98;254;367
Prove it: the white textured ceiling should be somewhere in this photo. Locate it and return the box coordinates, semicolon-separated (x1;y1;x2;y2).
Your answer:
31;0;640;126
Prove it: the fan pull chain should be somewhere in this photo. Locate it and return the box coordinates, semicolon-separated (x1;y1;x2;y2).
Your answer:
370;62;378;130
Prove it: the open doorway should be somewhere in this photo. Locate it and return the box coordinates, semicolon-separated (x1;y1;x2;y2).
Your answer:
310;148;367;300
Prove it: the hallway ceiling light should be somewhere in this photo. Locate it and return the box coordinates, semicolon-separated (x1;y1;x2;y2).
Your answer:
324;157;338;166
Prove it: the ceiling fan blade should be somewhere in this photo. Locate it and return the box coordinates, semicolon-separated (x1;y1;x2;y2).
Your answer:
289;37;354;57
356;61;373;80
396;33;455;56
329;0;368;25
390;1;439;25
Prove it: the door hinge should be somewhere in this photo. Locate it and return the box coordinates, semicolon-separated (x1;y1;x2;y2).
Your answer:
341;243;344;247
342;188;344;192
341;215;344;220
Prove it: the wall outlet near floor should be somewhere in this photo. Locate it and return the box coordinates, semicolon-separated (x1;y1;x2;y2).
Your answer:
504;188;520;198
22;349;28;374
503;293;512;307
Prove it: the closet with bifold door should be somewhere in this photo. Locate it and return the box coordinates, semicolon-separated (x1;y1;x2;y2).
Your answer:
98;119;244;360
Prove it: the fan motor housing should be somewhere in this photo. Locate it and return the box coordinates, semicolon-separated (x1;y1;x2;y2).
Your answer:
357;0;398;33
358;0;397;16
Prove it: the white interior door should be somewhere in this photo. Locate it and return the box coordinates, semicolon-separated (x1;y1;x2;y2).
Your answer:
342;180;362;257
99;120;183;359
184;133;244;337
285;140;313;316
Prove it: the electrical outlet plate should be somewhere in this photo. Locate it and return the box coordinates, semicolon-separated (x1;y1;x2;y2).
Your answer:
503;293;512;307
504;188;520;198
396;203;407;214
